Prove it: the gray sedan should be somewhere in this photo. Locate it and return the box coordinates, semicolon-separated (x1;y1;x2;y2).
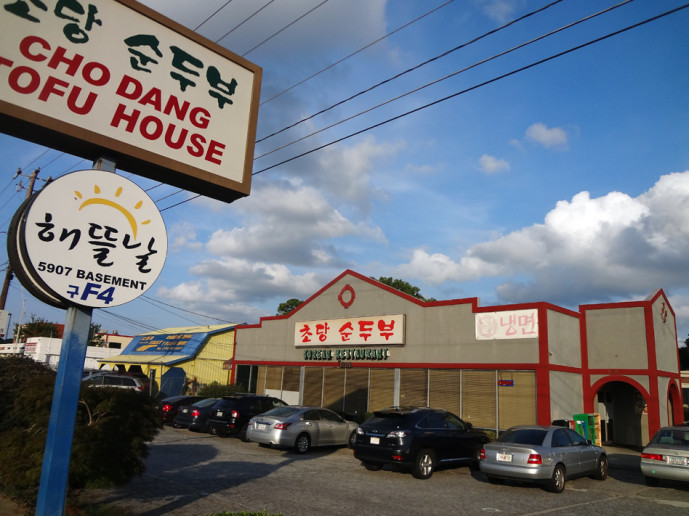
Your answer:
640;425;689;486
247;406;359;454
479;425;607;493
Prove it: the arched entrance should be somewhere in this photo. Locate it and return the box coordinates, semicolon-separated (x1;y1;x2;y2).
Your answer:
595;380;648;447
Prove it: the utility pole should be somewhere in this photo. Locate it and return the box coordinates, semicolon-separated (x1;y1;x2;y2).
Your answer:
0;168;40;310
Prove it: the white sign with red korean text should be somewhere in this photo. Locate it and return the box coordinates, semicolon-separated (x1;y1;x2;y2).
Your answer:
0;0;261;201
295;315;405;347
22;170;167;308
475;309;538;340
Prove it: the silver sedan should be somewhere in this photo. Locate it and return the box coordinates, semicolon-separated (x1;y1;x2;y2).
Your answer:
479;425;608;493
247;406;359;454
640;425;689;486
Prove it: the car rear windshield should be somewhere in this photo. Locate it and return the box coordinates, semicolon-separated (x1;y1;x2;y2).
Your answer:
498;429;547;446
193;398;219;407
262;407;300;418
364;412;413;430
215;398;240;409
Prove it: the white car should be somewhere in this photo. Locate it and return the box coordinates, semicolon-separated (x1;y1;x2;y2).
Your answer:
82;372;146;392
641;425;689;486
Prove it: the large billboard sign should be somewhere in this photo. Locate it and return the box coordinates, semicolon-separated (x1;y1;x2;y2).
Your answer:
8;169;167;308
0;0;262;202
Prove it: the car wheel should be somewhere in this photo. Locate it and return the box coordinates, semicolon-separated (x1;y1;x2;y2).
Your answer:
348;430;357;448
363;462;383;471
593;455;608;480
645;476;660;487
548;464;566;493
412;449;436;480
295;433;311;454
239;423;250;442
487;475;505;485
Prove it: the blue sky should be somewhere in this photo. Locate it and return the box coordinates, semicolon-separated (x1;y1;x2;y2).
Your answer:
1;0;688;345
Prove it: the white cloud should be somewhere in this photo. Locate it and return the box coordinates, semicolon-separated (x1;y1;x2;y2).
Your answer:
479;154;510;174
525;123;568;149
168;221;202;252
476;0;522;24
398;171;689;306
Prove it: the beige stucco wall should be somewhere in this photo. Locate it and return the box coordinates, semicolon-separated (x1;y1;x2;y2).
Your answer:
652;295;679;373
235;275;541;365
549;371;584;422
546;310;581;368
586;307;648;369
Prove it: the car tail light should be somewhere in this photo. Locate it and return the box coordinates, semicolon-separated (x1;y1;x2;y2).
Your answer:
480;448;486;460
641;452;664;461
231;410;239;418
136;385;143;392
162;404;172;412
392;455;404;461
275;423;292;430
527;454;542;464
387;430;408;438
191;409;200;417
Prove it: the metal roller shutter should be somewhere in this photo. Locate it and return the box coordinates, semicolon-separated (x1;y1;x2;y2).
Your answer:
462;370;496;429
399;369;428;407
282;366;300;391
429;369;461;415
369;369;394;411
255;366;267;394
303;367;324;406
265;366;282;391
323;368;346;412
344;368;369;417
498;371;536;429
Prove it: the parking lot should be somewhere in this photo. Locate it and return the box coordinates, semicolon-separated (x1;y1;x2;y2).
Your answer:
80;427;689;515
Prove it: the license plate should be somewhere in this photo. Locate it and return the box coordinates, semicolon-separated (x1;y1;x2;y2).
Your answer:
497;453;512;462
216;411;223;417
257;424;267;431
667;455;687;466
370;436;380;445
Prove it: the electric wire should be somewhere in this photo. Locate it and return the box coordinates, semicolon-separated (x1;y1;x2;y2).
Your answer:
254;0;633;160
241;0;329;57
215;0;276;44
195;0;234;31
250;3;689;177
139;295;202;326
258;0;458;107
142;294;237;324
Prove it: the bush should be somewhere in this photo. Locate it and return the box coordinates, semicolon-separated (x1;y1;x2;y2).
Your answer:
0;355;161;507
198;381;244;397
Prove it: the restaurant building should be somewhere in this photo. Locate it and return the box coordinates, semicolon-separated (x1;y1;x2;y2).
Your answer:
232;270;681;447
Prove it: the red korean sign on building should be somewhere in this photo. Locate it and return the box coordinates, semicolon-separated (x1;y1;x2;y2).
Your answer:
475;309;539;340
0;0;262;203
295;315;405;347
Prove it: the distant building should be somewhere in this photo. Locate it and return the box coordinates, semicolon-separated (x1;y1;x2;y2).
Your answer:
99;324;239;398
22;336;126;370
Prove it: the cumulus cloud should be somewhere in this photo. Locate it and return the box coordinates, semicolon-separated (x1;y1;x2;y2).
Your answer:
479;154;510;174
398;171;689;307
525;123;568;149
168;221;203;252
476;0;523;24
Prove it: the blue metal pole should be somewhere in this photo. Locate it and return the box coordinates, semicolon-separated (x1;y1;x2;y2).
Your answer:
35;305;92;515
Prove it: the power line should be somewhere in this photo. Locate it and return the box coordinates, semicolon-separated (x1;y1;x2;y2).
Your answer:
242;0;330;57
215;0;276;44
251;3;689;177
195;0;234;31
142;294;237;324
254;0;633;160
259;0;458;107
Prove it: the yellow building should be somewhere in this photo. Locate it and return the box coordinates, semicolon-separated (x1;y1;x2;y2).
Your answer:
100;324;237;398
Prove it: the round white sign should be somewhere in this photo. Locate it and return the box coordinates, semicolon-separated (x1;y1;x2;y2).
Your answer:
21;170;167;308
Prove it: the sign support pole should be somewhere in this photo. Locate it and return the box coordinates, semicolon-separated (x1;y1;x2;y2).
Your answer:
35;159;114;515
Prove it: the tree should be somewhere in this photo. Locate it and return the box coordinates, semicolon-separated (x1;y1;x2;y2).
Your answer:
277;298;304;316
374;277;436;302
88;323;105;347
679;337;689;370
13;315;60;342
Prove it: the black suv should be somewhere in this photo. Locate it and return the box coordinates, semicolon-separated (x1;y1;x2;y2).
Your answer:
353;406;490;479
207;394;287;440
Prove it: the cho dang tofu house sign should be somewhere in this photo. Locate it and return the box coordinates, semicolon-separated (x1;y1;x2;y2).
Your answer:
9;170;167;308
0;0;262;202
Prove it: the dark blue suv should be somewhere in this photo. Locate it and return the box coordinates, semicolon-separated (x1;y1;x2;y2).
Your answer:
207;394;287;441
353;406;489;479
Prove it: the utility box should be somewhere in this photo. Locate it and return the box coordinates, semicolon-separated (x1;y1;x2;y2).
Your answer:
574;413;602;446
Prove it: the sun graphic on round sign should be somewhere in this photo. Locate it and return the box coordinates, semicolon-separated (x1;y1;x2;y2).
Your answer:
20;170;167;308
74;184;151;240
